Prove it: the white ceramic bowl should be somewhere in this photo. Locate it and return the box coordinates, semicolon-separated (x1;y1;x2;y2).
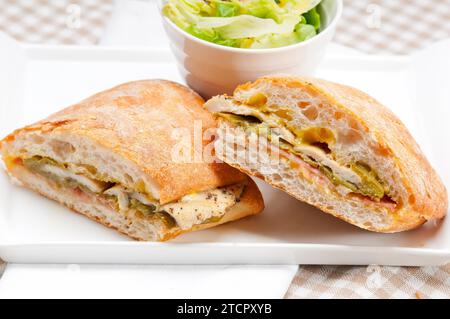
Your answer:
159;0;343;98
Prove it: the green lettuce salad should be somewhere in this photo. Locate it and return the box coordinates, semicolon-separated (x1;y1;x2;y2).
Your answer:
163;0;323;49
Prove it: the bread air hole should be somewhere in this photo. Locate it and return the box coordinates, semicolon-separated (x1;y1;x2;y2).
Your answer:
297;127;335;149
311;142;331;154
49;140;75;158
246;93;267;108
31;135;45;145
220;113;263;125
273;109;293;121
303;106;318;120
297;101;310;109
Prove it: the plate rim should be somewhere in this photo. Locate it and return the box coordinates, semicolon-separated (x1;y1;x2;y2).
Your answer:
0;44;448;265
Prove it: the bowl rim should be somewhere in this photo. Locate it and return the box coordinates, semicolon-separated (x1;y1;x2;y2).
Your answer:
158;0;343;54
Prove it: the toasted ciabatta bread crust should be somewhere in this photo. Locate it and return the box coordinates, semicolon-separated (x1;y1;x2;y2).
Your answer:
1;80;246;204
206;75;448;232
1;80;264;241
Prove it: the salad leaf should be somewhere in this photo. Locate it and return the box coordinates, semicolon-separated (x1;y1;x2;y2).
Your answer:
187;25;218;42
163;0;213;29
163;0;323;49
250;20;316;48
215;1;240;17
303;7;321;31
281;0;321;15
250;32;301;49
242;0;285;21
295;23;317;41
196;14;301;39
186;23;240;47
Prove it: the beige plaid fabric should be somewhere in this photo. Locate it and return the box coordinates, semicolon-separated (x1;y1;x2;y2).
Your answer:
0;0;114;45
286;264;450;299
335;0;450;54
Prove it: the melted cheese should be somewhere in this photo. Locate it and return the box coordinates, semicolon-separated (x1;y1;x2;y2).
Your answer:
104;185;130;211
103;183;244;229
294;145;362;185
39;164;110;193
104;185;157;212
162;184;245;230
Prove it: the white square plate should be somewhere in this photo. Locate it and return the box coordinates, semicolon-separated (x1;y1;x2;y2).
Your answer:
0;35;449;265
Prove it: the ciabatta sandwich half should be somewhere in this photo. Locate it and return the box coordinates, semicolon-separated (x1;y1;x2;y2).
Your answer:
205;75;448;233
0;80;264;241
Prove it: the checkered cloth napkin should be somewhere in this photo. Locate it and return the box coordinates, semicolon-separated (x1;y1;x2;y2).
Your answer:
0;0;114;45
335;0;450;54
0;0;449;299
286;265;450;299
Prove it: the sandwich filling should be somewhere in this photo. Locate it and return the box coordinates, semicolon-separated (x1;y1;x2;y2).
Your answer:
214;96;393;204
13;155;245;230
